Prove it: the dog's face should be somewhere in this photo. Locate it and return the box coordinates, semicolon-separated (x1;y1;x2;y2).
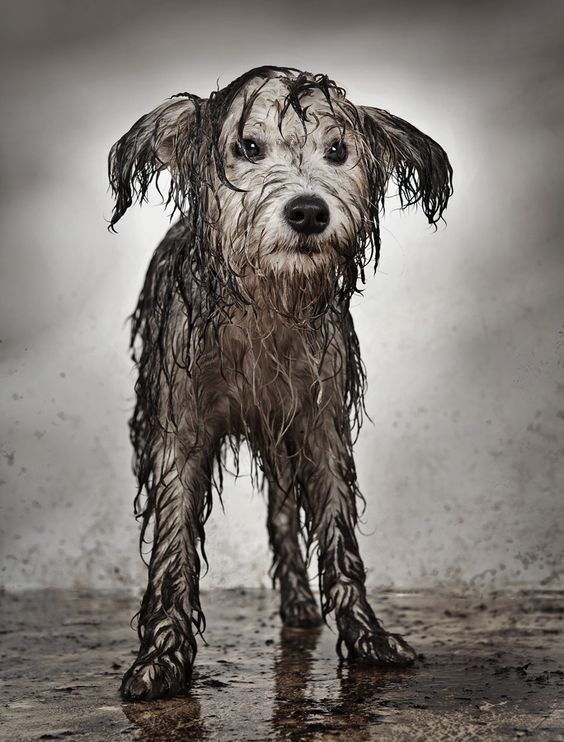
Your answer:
109;66;452;304
214;76;370;280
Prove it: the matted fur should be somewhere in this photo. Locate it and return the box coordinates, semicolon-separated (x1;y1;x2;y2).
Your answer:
108;65;452;700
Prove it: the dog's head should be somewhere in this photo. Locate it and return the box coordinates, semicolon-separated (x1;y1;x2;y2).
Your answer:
109;66;452;307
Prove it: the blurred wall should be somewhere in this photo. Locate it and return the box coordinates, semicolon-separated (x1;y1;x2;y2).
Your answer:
1;0;563;591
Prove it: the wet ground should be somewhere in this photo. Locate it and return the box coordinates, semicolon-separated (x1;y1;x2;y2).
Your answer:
1;588;563;741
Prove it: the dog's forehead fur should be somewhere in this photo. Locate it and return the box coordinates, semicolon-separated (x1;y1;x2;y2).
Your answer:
220;74;353;148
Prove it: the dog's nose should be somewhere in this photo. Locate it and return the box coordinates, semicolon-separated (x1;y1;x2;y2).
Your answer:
284;195;330;235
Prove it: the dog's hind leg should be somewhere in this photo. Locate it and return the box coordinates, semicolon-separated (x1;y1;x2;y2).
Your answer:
299;433;417;665
120;432;214;701
266;462;322;629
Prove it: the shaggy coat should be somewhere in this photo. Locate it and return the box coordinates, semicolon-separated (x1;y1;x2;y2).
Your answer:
108;65;452;700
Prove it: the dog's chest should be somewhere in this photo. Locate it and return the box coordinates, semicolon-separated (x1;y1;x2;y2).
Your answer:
209;312;328;429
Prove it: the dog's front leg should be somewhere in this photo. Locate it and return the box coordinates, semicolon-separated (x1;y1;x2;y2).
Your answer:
300;436;416;665
121;437;213;701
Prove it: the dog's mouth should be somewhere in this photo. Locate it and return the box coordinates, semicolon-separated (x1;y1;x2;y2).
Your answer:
296;240;320;256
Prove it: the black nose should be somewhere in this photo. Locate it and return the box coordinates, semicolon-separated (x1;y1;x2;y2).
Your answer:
284;195;330;235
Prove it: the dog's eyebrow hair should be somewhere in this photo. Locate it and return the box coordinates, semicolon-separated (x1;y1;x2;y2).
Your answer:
243;121;266;132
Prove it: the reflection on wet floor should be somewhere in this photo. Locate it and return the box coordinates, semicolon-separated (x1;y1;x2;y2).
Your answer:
2;589;564;740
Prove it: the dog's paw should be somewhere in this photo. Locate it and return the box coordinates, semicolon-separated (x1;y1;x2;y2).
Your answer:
281;599;323;629
346;630;416;665
120;655;191;701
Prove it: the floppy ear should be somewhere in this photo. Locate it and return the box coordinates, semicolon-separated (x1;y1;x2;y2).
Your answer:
361;106;453;226
108;95;202;230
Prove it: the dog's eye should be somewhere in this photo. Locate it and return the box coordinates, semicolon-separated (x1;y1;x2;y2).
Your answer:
234;138;263;161
325;139;347;164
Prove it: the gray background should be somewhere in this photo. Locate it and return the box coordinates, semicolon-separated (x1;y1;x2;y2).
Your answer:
1;0;563;592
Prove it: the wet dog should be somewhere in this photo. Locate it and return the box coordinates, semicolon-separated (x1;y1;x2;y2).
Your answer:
108;65;452;700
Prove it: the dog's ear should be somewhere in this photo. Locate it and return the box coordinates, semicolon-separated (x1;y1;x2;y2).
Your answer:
360;106;453;226
108;95;202;230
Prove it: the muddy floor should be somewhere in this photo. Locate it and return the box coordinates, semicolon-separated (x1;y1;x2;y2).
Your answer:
1;588;563;741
